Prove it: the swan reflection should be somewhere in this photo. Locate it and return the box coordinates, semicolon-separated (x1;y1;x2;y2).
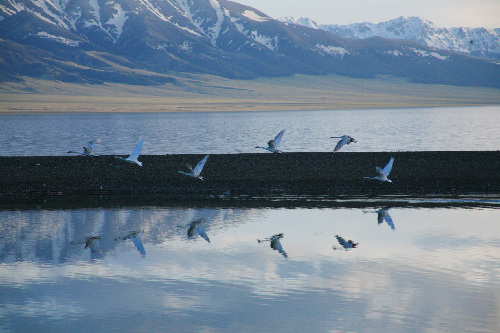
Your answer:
84;236;101;252
258;233;288;258
187;218;210;243
377;208;395;230
115;231;146;257
84;236;104;260
333;235;358;250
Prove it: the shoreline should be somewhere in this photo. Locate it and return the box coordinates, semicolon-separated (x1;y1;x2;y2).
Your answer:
1;74;499;114
1;151;499;203
1;103;498;115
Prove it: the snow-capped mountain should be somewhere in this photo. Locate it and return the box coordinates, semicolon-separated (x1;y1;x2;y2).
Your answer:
0;0;499;88
278;16;500;60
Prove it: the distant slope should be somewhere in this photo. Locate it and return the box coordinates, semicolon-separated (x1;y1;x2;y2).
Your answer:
279;16;500;60
2;74;500;114
0;0;499;88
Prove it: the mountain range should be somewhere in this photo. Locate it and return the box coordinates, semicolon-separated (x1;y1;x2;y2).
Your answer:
0;0;499;88
279;16;500;60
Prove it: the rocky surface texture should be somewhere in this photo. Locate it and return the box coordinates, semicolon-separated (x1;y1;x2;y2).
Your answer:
1;152;499;203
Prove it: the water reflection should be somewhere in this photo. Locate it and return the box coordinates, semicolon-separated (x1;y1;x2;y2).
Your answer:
186;218;210;243
0;202;499;332
115;231;146;257
258;233;288;258
363;207;396;230
377;208;395;230
84;236;101;252
334;235;359;250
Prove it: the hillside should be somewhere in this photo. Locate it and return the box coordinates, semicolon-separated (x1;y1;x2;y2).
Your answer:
1;74;500;114
0;0;499;88
279;16;500;60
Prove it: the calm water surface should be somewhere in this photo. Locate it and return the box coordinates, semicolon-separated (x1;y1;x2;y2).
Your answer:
1;106;499;155
2;106;500;332
1;202;499;332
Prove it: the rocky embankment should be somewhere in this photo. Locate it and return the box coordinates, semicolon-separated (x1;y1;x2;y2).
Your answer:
1;152;499;203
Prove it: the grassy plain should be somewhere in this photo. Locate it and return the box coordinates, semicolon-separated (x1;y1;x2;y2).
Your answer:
1;73;499;114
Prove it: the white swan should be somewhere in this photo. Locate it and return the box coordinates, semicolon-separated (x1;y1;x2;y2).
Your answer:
114;137;144;166
178;155;209;180
364;157;394;183
256;129;285;153
67;139;101;157
331;135;356;152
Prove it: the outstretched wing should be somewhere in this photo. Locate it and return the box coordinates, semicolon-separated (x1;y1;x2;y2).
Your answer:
130;235;146;256
194;155;209;176
88;139;101;151
128;137;143;160
334;136;348;152
273;130;285;148
384;211;395;230
383;157;394;176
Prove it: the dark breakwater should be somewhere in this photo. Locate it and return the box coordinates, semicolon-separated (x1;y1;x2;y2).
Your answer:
1;152;499;202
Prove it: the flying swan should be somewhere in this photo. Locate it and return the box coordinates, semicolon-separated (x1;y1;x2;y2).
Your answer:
114;137;144;166
67;139;101;157
178;154;210;180
363;157;394;182
331;135;356;152
256;129;285;153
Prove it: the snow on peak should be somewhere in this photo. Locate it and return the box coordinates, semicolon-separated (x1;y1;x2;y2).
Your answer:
174;0;226;45
249;31;277;51
278;16;320;29
316;44;349;58
207;0;224;42
241;10;269;22
286;15;500;59
26;31;80;47
104;3;128;41
410;48;449;60
138;0;169;22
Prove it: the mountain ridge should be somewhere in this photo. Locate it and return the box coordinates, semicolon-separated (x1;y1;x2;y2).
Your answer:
278;16;500;60
0;0;499;88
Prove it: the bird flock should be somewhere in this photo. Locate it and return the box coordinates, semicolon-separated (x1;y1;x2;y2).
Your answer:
68;131;397;259
68;130;395;183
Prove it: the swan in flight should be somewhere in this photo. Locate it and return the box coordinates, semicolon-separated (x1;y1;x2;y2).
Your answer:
178;155;209;180
363;157;394;183
256;129;285;153
67;139;101;157
377;208;395;230
114;137;144;166
331;135;356;152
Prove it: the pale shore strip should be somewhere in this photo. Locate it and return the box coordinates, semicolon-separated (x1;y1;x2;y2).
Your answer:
1;152;499;202
1;74;500;114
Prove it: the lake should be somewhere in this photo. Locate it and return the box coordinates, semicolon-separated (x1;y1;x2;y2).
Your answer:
0;200;499;332
1;105;500;156
1;106;500;332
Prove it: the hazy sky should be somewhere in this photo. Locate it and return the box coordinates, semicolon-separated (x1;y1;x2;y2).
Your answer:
234;0;500;28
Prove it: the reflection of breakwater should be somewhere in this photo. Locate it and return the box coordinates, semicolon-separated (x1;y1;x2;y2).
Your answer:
0;207;250;264
1;151;499;201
